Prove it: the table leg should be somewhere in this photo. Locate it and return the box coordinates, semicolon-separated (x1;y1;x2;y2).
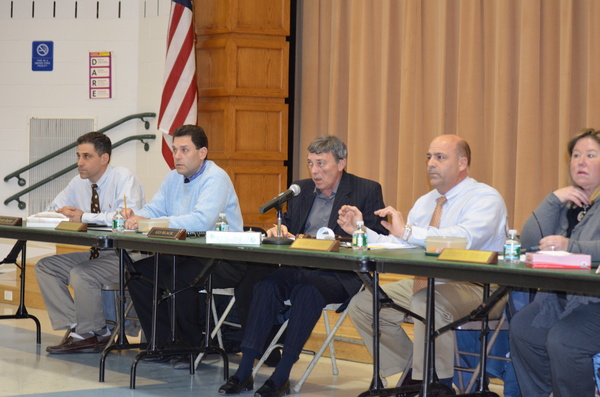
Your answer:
0;240;41;343
372;269;382;390
99;248;145;382
127;255;228;388
421;278;435;396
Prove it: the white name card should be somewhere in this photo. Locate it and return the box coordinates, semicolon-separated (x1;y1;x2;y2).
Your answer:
205;231;262;246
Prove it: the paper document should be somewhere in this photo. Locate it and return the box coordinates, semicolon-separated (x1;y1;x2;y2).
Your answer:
26;211;68;228
367;242;413;250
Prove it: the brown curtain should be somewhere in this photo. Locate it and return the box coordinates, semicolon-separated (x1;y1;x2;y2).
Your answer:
294;0;600;231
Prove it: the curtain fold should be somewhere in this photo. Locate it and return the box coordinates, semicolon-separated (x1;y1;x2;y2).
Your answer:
295;0;600;230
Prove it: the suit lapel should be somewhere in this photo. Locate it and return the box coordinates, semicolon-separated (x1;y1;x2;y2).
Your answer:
329;172;351;232
291;181;315;235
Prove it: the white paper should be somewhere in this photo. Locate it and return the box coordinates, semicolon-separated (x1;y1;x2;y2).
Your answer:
367;242;414;250
26;211;68;228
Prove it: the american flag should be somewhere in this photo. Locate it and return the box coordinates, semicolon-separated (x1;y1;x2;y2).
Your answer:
158;0;198;169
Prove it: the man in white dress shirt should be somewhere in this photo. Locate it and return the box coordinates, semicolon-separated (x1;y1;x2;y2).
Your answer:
35;131;145;354
338;134;507;388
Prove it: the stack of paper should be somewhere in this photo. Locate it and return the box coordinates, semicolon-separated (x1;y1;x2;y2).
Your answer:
26;211;68;228
525;251;591;269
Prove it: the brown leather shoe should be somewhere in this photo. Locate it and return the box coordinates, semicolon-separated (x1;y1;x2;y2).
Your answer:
96;334;111;351
46;335;102;354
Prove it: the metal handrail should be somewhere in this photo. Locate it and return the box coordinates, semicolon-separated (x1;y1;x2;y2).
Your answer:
4;112;156;186
4;134;156;210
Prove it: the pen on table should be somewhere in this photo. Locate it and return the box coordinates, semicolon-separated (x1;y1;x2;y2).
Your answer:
529;245;540;252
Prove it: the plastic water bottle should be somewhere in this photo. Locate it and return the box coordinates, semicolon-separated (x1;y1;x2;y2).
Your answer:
112;209;125;233
215;213;229;231
352;220;367;251
503;229;521;263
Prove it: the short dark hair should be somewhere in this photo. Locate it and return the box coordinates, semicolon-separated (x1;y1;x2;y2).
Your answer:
77;132;112;159
173;125;209;150
307;135;348;162
568;128;600;157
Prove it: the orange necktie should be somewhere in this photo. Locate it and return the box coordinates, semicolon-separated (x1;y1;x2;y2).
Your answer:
413;196;447;293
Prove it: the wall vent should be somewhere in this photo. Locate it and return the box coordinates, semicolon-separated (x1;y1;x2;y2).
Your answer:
28;117;95;214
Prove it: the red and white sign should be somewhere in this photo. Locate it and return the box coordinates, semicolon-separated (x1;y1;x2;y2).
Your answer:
89;52;112;99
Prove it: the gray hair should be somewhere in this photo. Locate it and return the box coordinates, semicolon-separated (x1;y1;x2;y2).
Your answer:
307;135;348;162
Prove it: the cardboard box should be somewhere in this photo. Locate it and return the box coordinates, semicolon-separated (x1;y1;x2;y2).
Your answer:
525;251;591;269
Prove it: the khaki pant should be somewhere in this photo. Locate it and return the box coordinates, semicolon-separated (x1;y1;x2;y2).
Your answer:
348;279;506;379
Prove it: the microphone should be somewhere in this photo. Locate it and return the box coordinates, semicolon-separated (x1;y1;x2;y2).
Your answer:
259;184;301;214
531;210;544;238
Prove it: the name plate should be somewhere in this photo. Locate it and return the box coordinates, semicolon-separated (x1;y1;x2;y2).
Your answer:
438;248;498;264
147;227;186;240
206;231;261;245
55;221;88;232
290;238;339;252
0;216;22;226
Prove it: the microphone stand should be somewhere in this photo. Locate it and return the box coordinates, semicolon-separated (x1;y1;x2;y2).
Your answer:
262;206;294;245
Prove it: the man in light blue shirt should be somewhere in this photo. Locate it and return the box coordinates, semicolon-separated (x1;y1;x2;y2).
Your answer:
338;134;508;388
124;125;268;357
36;131;145;354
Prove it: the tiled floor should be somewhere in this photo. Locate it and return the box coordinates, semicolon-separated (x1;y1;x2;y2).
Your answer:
0;303;505;397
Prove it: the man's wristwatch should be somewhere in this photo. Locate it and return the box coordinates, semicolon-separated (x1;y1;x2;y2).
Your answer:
402;224;412;241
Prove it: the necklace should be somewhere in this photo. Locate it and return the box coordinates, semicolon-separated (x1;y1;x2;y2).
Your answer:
577;204;590;222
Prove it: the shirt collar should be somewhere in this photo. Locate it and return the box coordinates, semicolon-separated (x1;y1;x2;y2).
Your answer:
435;176;473;202
184;161;207;183
90;165;112;189
313;180;341;199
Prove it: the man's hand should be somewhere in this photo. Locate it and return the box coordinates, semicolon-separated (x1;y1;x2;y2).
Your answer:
121;208;135;219
124;215;147;231
337;205;363;234
122;209;148;230
266;224;293;238
374;206;406;237
57;206;84;223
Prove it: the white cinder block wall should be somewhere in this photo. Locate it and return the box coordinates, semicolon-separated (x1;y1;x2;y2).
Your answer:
0;0;173;218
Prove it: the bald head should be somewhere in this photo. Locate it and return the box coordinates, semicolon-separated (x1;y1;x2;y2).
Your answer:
427;134;470;194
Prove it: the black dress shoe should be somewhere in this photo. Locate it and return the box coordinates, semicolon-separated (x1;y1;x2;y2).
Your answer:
172;355;194;370
46;335;102;354
254;379;290;397
219;375;254;395
141;354;173;363
396;371;422;397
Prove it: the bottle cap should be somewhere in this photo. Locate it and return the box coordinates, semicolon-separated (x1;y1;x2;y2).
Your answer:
509;229;517;234
356;220;364;226
219;212;226;218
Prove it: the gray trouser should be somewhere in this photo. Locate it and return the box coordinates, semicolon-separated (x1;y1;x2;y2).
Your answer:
348;279;505;379
35;250;120;334
510;300;600;397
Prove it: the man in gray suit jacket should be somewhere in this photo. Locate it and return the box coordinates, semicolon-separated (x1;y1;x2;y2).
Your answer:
218;135;387;397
